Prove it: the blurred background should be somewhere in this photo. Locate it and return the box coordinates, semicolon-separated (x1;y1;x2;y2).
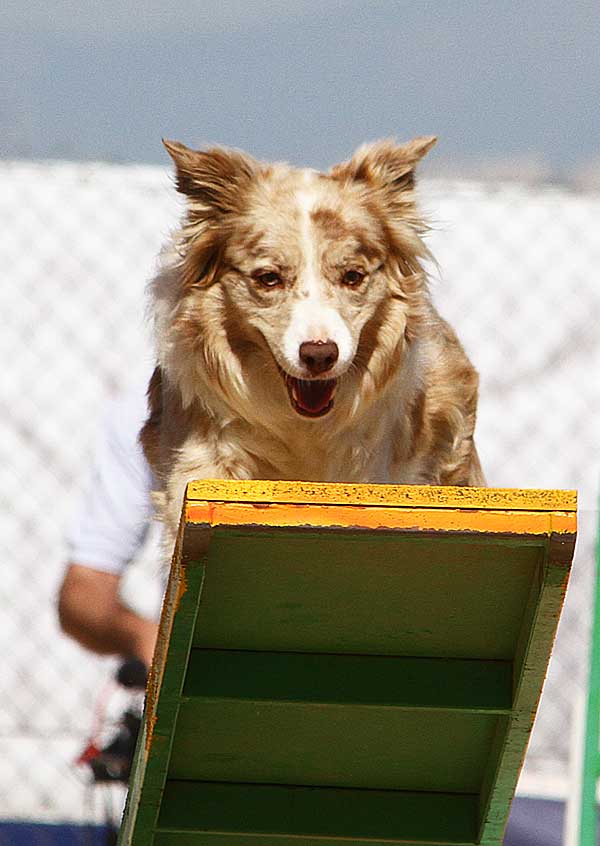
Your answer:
1;2;599;845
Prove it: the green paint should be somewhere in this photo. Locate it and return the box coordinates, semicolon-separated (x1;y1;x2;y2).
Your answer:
580;506;600;845
478;548;573;843
171;699;501;793
157;781;478;844
182;649;513;711
118;534;208;846
153;837;472;846
192;529;542;659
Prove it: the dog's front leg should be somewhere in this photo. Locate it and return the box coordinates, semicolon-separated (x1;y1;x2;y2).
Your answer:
160;438;257;559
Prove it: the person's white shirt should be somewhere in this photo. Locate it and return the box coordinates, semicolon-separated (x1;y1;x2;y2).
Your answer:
66;383;156;577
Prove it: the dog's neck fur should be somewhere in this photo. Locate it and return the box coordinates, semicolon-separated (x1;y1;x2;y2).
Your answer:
196;344;420;485
152;326;429;528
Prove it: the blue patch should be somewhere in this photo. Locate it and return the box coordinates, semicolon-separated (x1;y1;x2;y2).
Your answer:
0;822;116;846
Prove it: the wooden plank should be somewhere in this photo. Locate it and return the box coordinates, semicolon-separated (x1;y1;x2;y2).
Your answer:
186;501;576;537
153;836;474;846
182;648;513;712
190;529;541;659
153;836;472;846
118;524;209;846
156;781;479;845
477;532;576;843
186;479;577;512
169;700;501;793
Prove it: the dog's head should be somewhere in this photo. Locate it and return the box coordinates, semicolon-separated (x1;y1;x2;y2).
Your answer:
157;137;436;425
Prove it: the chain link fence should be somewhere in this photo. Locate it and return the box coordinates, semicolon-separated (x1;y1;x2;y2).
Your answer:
1;160;599;835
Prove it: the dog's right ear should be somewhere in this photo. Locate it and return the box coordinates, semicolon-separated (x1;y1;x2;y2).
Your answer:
163;139;259;217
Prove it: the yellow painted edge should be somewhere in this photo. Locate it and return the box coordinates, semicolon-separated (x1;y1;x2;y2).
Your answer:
186;479;577;513
185;501;577;537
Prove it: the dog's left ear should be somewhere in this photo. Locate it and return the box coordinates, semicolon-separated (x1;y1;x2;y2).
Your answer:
332;136;437;193
163;139;259;218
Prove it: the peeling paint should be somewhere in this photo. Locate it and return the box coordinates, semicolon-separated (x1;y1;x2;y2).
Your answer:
186;479;577;513
144;713;157;754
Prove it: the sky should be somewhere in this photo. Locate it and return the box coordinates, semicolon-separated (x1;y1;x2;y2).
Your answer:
2;0;599;176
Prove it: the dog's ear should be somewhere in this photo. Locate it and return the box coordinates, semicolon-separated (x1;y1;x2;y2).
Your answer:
332;136;437;193
163;139;259;217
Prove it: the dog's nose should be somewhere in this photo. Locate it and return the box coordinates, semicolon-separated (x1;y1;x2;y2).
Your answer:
299;340;339;375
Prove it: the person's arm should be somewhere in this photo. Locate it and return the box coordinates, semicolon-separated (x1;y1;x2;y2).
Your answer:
60;382;162;668
58;563;158;667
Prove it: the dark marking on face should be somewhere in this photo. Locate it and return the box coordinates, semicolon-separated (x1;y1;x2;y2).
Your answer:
311;207;350;239
236;225;268;256
311;206;385;267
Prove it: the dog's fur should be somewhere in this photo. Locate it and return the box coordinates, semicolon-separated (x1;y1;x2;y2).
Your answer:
141;137;484;546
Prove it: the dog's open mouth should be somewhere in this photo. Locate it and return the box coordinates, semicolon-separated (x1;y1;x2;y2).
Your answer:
283;374;338;417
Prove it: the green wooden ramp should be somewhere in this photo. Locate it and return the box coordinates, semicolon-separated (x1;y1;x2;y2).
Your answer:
119;480;577;846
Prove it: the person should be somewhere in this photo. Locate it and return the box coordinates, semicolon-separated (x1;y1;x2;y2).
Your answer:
58;382;160;670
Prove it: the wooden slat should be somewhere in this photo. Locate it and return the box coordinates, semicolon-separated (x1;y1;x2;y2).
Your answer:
186;501;576;537
169;699;500;793
157;781;479;845
183;648;513;712
119;524;210;846
186;479;577;513
190;529;542;660
153;836;473;846
477;533;575;843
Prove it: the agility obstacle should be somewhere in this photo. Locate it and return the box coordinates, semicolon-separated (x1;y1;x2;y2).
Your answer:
119;480;576;846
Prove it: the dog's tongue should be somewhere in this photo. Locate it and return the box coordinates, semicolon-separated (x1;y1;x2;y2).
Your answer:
292;378;336;414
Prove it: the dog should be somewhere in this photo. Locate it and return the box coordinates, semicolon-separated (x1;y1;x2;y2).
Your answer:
141;136;484;546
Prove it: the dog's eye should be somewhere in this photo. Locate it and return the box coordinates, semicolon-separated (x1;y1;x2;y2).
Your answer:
342;269;365;287
254;270;283;288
